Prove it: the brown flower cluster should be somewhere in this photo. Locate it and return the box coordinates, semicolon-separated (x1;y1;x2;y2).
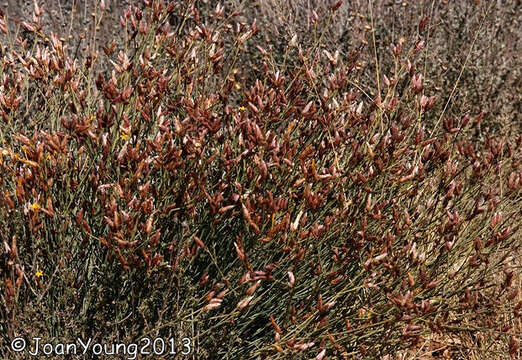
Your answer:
0;1;519;359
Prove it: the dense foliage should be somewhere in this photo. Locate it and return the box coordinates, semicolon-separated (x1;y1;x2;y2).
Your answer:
0;1;520;359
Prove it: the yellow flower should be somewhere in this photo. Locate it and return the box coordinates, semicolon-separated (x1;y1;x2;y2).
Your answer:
35;270;43;278
238;106;246;112
30;202;41;211
120;133;129;141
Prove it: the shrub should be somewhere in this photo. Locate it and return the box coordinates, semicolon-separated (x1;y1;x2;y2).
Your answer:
245;0;521;135
0;1;520;359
